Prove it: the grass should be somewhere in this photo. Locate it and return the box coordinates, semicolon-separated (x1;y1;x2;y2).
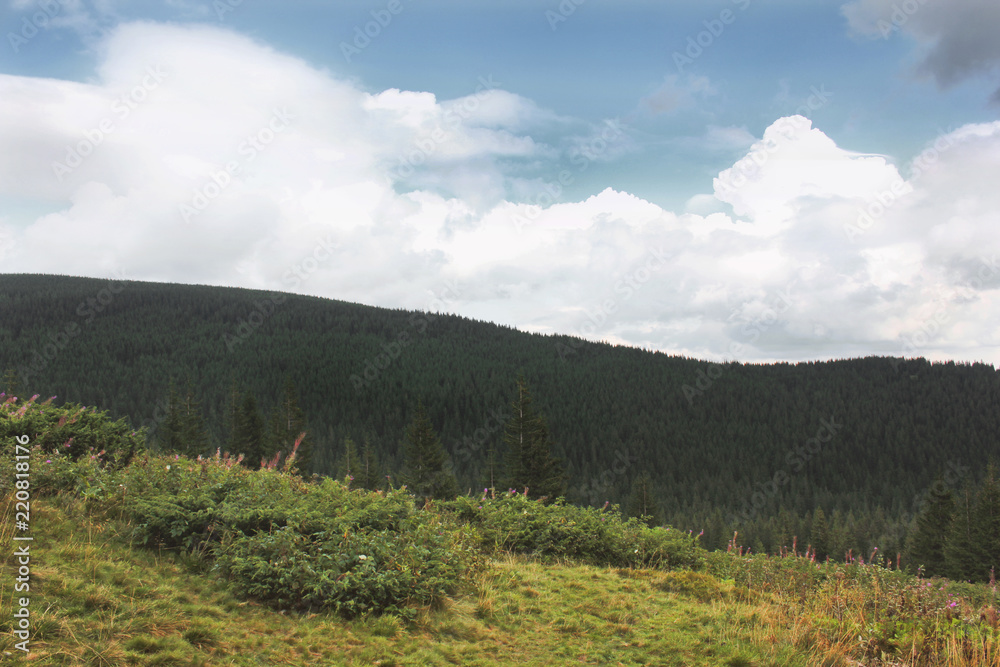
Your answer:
0;493;998;665
0;493;826;666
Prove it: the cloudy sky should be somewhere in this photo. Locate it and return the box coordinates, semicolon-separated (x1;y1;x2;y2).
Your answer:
1;0;998;364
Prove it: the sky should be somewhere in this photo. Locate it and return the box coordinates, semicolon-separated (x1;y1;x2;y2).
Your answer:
0;0;999;365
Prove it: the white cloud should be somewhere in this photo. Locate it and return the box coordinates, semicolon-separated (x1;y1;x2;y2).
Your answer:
2;21;999;366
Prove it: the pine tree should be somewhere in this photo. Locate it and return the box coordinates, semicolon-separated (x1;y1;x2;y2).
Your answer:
267;376;312;474
356;438;383;491
400;402;459;504
906;478;955;577
810;507;830;561
158;378;184;453
626;472;662;527
233;391;266;468
502;374;566;502
481;443;500;495
336;437;360;486
2;368;20;396
972;466;1000;582
944;486;978;581
223;378;242;454
177;379;210;457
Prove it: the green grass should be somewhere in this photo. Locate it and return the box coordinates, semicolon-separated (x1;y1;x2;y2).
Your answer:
2;492;999;665
0;494;817;666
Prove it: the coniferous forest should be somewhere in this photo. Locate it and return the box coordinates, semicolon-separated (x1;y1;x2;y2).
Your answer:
2;273;999;575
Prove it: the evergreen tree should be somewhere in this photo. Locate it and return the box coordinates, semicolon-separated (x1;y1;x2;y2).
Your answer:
906;478;955;577
944;486;978;581
267;376;312;474
502;375;566;501
626;472;662;527
2;368;20;396
178;379;210;457
972;466;1000;582
233;391;266;468
158;378;185;453
400;402;459;504
223;377;242;454
810;507;830;561
335;437;360;485
481;443;500;495
356;438;383;491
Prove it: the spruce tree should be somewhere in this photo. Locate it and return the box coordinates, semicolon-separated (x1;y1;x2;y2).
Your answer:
233;391;266;468
158;378;184;453
810;508;830;561
356;438;383;491
906;478;955;577
502;374;566;501
944;486;978;581
267;376;312;474
223;378;242;454
2;368;20;396
336;437;361;485
400;402;459;504
626;472;662;527
178;379;210;457
972;466;1000;582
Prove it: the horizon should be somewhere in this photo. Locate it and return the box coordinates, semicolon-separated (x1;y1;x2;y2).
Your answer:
5;271;998;369
1;0;998;365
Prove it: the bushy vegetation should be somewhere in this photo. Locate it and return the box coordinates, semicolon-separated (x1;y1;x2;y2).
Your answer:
0;392;142;470
3;393;1000;665
442;492;704;570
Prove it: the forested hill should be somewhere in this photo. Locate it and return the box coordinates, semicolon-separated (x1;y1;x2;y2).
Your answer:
2;273;999;553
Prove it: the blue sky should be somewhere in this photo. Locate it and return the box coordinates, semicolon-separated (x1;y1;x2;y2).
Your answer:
1;0;999;364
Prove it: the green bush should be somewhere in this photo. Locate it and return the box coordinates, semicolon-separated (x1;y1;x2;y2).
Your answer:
111;453;478;618
441;491;704;570
0;394;143;482
215;513;469;618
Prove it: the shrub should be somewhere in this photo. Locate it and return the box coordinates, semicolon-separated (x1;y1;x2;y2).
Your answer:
0;394;143;479
441;491;704;570
113;453;478;618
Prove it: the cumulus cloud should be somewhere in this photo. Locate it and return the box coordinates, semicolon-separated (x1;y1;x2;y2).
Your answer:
1;21;999;366
842;0;1000;102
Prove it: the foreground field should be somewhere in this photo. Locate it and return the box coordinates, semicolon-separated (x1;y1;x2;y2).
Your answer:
2;493;999;666
0;494;788;666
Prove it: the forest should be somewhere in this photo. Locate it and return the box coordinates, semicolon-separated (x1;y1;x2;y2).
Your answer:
1;273;998;568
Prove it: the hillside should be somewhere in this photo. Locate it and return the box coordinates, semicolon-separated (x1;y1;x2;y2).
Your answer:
1;273;999;556
1;398;998;667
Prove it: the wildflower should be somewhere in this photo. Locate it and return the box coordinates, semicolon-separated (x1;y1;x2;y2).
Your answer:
634;548;639;554
166;465;171;471
45;459;51;463
358;555;367;561
949;601;958;608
